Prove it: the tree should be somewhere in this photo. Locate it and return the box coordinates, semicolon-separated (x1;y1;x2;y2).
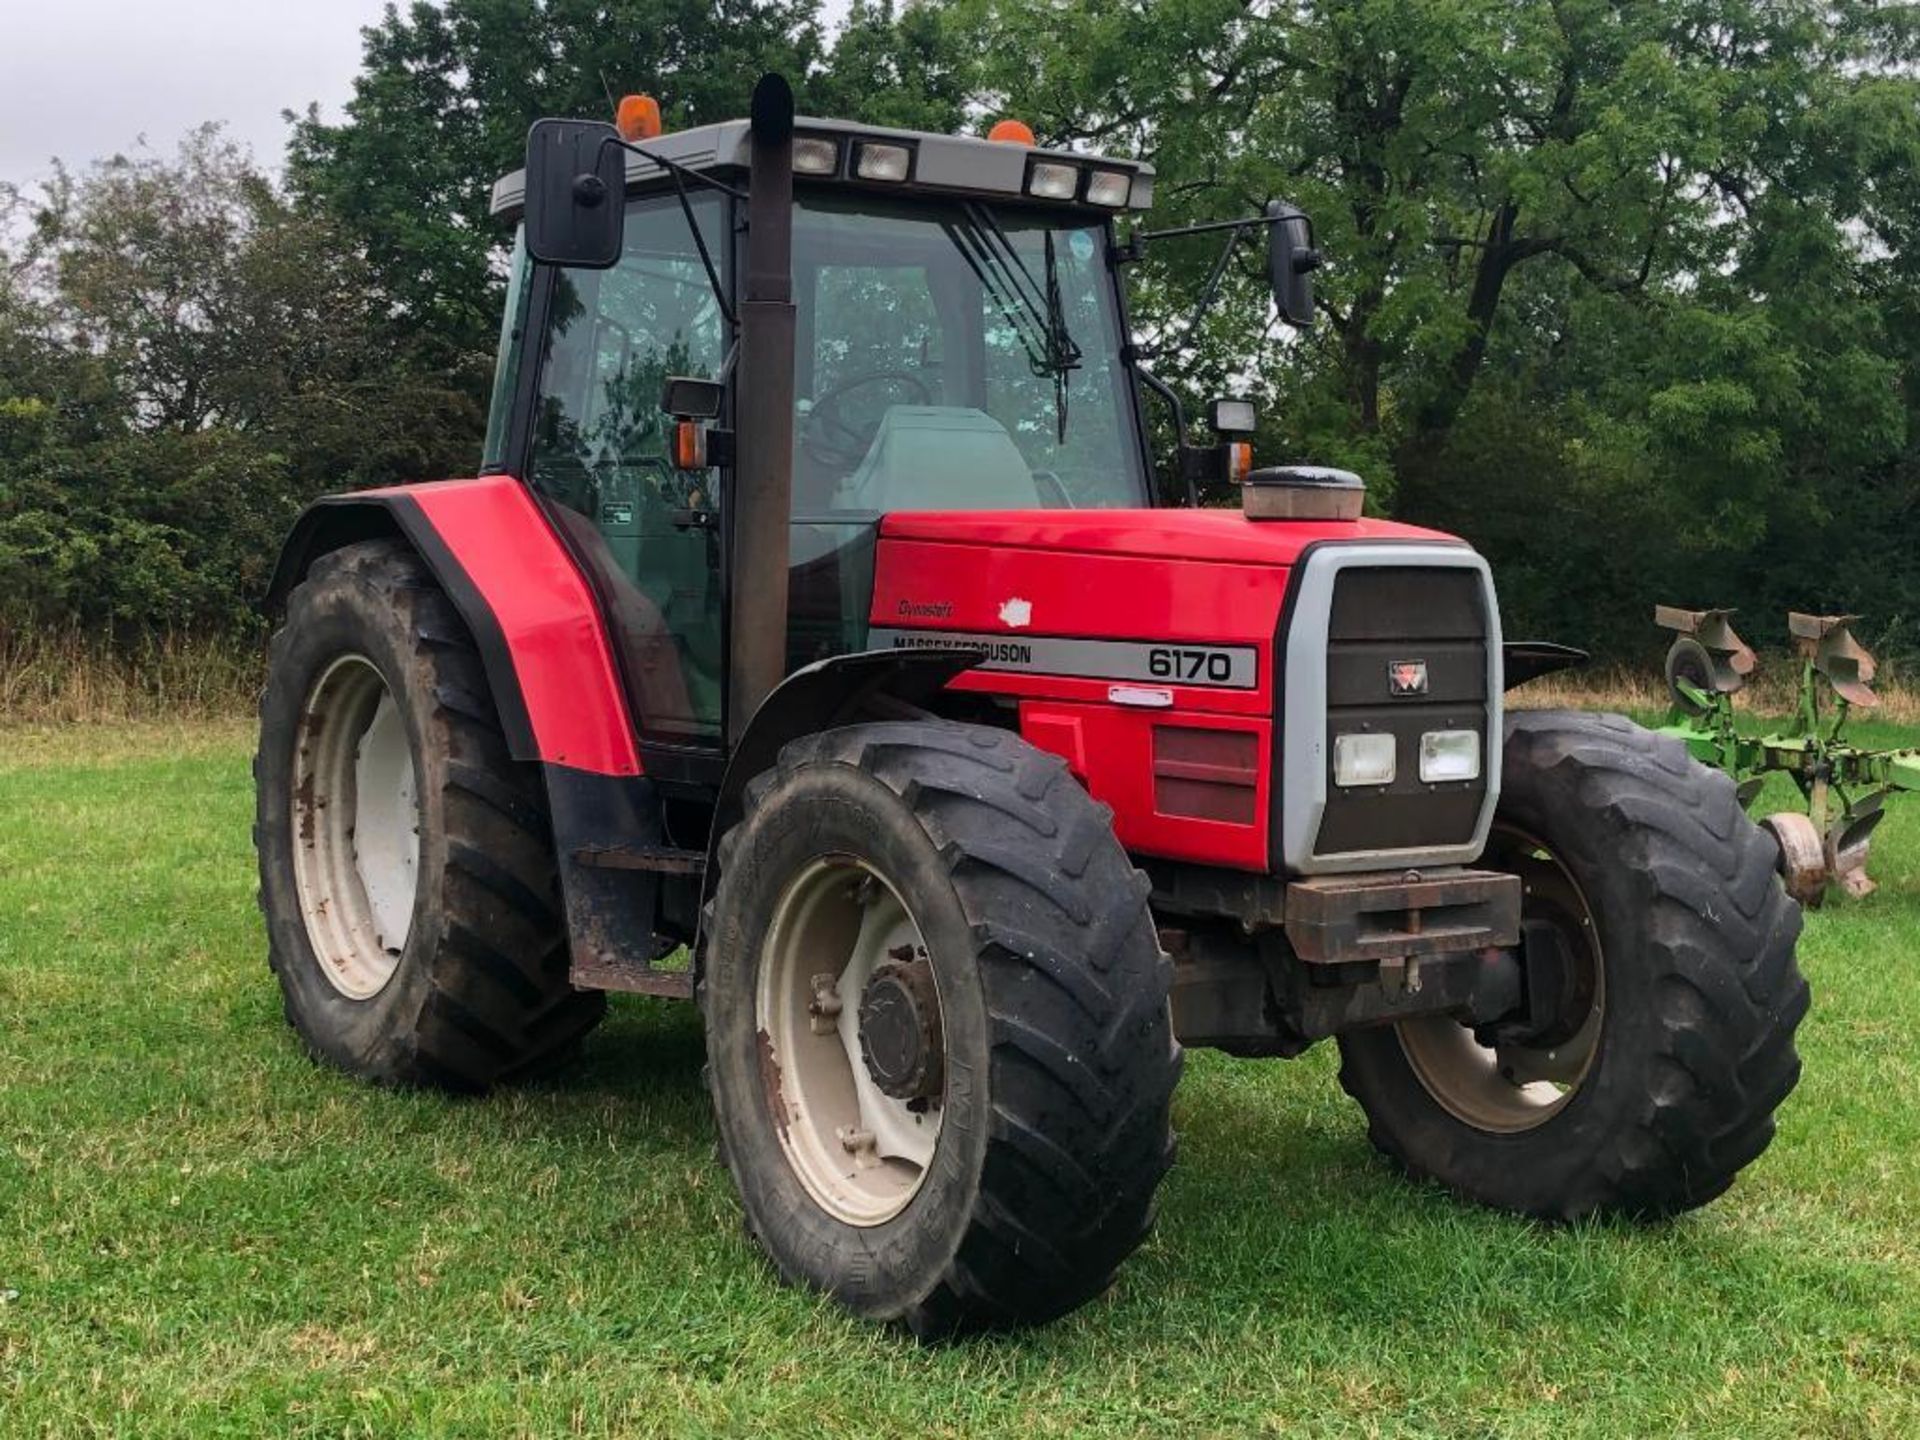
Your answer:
0;131;475;634
955;0;1920;652
285;0;828;372
812;1;973;133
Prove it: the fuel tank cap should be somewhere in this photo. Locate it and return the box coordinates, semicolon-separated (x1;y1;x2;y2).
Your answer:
1242;465;1365;522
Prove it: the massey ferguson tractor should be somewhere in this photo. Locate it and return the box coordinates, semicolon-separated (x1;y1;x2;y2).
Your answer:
257;76;1808;1337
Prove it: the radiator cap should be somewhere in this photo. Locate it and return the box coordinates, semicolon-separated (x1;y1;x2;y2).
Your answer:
1243;465;1365;522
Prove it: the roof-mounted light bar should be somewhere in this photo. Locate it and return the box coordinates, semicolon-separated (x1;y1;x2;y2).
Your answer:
489;116;1155;221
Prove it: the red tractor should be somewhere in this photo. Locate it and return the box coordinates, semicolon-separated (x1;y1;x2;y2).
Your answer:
257;76;1807;1336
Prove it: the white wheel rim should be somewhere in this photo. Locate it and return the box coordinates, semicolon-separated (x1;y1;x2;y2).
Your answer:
291;655;421;1000
755;856;945;1227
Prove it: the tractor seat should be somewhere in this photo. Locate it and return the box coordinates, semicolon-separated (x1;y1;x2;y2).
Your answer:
834;406;1042;513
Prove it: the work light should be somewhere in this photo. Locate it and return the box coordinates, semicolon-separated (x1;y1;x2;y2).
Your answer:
1027;161;1079;200
1084;169;1132;207
854;142;913;182
792;136;840;175
1210;397;1258;435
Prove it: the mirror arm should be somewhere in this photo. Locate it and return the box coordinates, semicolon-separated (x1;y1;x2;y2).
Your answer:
587;132;741;332
1132;214;1270;245
663;158;737;331
596;134;749;203
1180;228;1244;343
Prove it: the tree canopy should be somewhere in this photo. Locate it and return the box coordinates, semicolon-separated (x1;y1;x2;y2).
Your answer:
4;0;1919;662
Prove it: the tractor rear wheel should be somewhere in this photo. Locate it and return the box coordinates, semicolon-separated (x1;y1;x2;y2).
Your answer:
255;540;605;1091
1337;710;1807;1219
701;721;1179;1337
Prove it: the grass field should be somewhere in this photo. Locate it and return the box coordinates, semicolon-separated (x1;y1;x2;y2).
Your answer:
2;717;1918;1438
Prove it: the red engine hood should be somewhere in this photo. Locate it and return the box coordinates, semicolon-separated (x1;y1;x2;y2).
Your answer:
868;508;1474;874
877;508;1458;566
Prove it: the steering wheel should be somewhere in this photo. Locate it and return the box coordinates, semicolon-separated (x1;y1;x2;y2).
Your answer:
801;371;933;471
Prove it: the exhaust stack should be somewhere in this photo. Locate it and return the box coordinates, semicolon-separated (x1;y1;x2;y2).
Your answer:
727;74;798;745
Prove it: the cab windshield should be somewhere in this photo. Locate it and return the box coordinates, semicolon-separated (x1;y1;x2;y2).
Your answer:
791;192;1148;514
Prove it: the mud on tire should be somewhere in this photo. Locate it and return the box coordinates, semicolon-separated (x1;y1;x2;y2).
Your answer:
1337;710;1808;1219
255;539;604;1090
701;720;1181;1338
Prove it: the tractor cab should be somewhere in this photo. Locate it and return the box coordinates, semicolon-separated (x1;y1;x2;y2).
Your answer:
480;99;1300;751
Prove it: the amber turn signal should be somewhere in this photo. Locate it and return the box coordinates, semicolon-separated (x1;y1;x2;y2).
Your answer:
670;419;708;470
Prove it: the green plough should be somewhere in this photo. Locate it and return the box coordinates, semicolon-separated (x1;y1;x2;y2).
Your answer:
1653;605;1920;906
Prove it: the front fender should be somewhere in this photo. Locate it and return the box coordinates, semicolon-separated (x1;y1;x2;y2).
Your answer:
1503;641;1589;690
697;646;981;915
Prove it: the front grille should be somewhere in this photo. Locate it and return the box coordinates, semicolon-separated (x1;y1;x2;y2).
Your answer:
1316;566;1490;857
1153;724;1260;825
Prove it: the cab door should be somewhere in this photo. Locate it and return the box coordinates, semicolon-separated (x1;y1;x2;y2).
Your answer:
509;193;732;750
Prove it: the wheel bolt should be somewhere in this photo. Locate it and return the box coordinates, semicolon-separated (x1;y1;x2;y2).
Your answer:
808;973;842;1034
836;1126;879;1167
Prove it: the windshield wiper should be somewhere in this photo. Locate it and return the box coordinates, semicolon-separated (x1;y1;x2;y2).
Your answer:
942;204;1082;441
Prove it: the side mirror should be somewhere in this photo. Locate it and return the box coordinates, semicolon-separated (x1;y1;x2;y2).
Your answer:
662;375;732;471
661;375;725;420
1266;201;1321;328
524;118;625;269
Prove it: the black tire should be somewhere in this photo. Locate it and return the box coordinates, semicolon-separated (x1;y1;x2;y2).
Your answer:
1337;710;1807;1219
255;539;605;1091
701;720;1180;1337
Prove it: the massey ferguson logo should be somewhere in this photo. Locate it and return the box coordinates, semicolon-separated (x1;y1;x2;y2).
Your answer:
1388;659;1430;696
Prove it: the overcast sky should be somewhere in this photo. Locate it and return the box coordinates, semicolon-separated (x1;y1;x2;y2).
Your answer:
0;0;394;187
0;0;855;189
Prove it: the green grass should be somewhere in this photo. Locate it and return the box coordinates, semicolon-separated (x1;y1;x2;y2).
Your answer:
2;721;1918;1438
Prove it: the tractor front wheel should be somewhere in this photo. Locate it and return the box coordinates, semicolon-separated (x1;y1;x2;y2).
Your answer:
701;721;1179;1337
1337;710;1807;1219
255;540;605;1090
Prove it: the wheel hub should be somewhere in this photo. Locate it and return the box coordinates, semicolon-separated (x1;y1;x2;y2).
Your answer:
858;954;943;1101
1397;823;1605;1134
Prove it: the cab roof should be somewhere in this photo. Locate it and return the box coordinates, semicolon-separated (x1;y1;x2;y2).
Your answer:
488;113;1156;222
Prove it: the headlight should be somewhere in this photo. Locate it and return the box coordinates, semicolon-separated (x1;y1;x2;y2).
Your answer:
1027;161;1079;200
1418;729;1481;783
1084;169;1132;207
792;136;841;175
1333;732;1396;787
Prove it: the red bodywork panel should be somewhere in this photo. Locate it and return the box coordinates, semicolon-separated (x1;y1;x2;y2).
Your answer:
296;481;1457;862
872;509;1455;871
386;477;642;776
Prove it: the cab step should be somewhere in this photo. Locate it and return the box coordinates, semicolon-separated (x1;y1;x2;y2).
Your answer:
571;844;706;875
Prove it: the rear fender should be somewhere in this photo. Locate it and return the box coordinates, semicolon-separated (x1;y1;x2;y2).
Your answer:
267;477;639;774
268;477;664;988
